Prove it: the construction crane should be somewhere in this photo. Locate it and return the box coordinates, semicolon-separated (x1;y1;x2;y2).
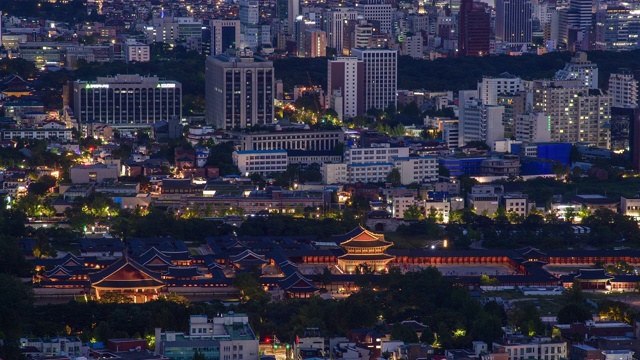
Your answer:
307;71;321;115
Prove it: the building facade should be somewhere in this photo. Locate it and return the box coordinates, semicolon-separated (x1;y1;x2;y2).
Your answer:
205;49;274;129
71;75;182;125
352;48;397;112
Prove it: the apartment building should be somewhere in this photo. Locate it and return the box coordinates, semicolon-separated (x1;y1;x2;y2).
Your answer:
492;339;567;360
352;48;397;111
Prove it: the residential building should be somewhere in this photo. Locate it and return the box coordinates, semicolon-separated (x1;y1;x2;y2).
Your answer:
71;75;182;125
497;91;528;138
400;34;424;58
19;337;82;358
233;149;288;175
123;41;150;62
205;49;274;129
515;112;552;143
230;127;345;151
442;119;460;149
327;56;365;119
495;0;532;45
3;122;72;141
69;164;119;183
460;98;505;146
393;156;439;183
478;74;523;106
609;71;638;109
554;52;599;89
391;193;417;218
356;0;393;33
211;20;241;56
352;48;397;111
503;193;530;217
458;0;490;57
602;350;634;360
323;162;348;184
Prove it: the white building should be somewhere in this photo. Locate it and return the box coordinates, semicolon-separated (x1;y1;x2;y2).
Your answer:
392;193;417;218
345;145;410;164
233;149;288;175
602;350;634;360
323;163;347;184
609;72;638;109
394;156;438;184
355;0;393;33
400;34;423;58
442;119;460;149
352;48;397;111
346;162;394;183
327;56;364;119
478;73;523;106
3;121;72;141
554;52;598;89
460;98;505;146
620;196;640;221
493;341;567;360
123;41;150;62
211;20;241;56
515;112;551;143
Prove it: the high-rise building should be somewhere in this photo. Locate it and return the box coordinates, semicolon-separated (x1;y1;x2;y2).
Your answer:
460;98;505;146
328;56;365;119
342;19;375;55
71;75;182;125
240;0;271;48
288;0;300;31
554;51;598;89
478;73;523;105
211;20;241;56
205;49;274;129
356;0;393;34
497;91;528;139
515;112;551;143
352;48;397;112
323;8;358;51
609;71;638;109
458;0;490;57
533;80;610;148
294;17;319;57
305;30;327;57
495;0;532;44
595;7;640;51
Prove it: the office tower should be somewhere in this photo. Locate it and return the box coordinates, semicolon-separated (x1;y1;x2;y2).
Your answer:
294;18;318;57
458;0;490;57
609;71;638;109
356;0;393;34
554;52;598;89
277;0;288;22
495;0;532;44
327;57;365;119
560;0;594;49
400;34;423;58
211;20;241;55
478;73;523;105
72;75;182;125
324;8;358;51
460;98;505;146
305;30;326;57
205;49;274;129
595;7;640;51
457;89;479;146
352;48;397;112
288;0;300;31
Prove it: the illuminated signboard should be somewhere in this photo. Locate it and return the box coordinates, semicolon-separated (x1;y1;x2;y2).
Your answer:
86;84;109;89
157;83;176;88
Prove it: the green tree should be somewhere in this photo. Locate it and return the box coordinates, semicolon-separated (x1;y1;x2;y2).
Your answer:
557;303;592;324
386;168;402;187
99;292;134;304
390;323;419;343
563;280;584;304
233;272;270;304
193;351;206;360
404;205;424;220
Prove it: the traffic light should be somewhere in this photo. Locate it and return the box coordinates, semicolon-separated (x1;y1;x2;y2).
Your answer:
286;344;290;349
273;344;279;349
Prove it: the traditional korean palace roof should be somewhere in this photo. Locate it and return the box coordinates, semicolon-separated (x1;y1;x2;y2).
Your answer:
337;226;393;248
89;256;164;289
279;272;318;294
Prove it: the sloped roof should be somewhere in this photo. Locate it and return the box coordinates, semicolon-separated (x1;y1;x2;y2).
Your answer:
137;247;172;266
339;226;393;248
89;256;164;289
279;272;318;293
163;266;202;278
229;250;268;265
574;269;614;281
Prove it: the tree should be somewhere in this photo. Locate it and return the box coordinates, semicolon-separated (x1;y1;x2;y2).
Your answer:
557;303;592;324
193;351;206;360
390;323;419;343
563;280;584;304
386;168;402;187
404;205;424;220
233;272;270;304
99;292;134;304
0;274;33;341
